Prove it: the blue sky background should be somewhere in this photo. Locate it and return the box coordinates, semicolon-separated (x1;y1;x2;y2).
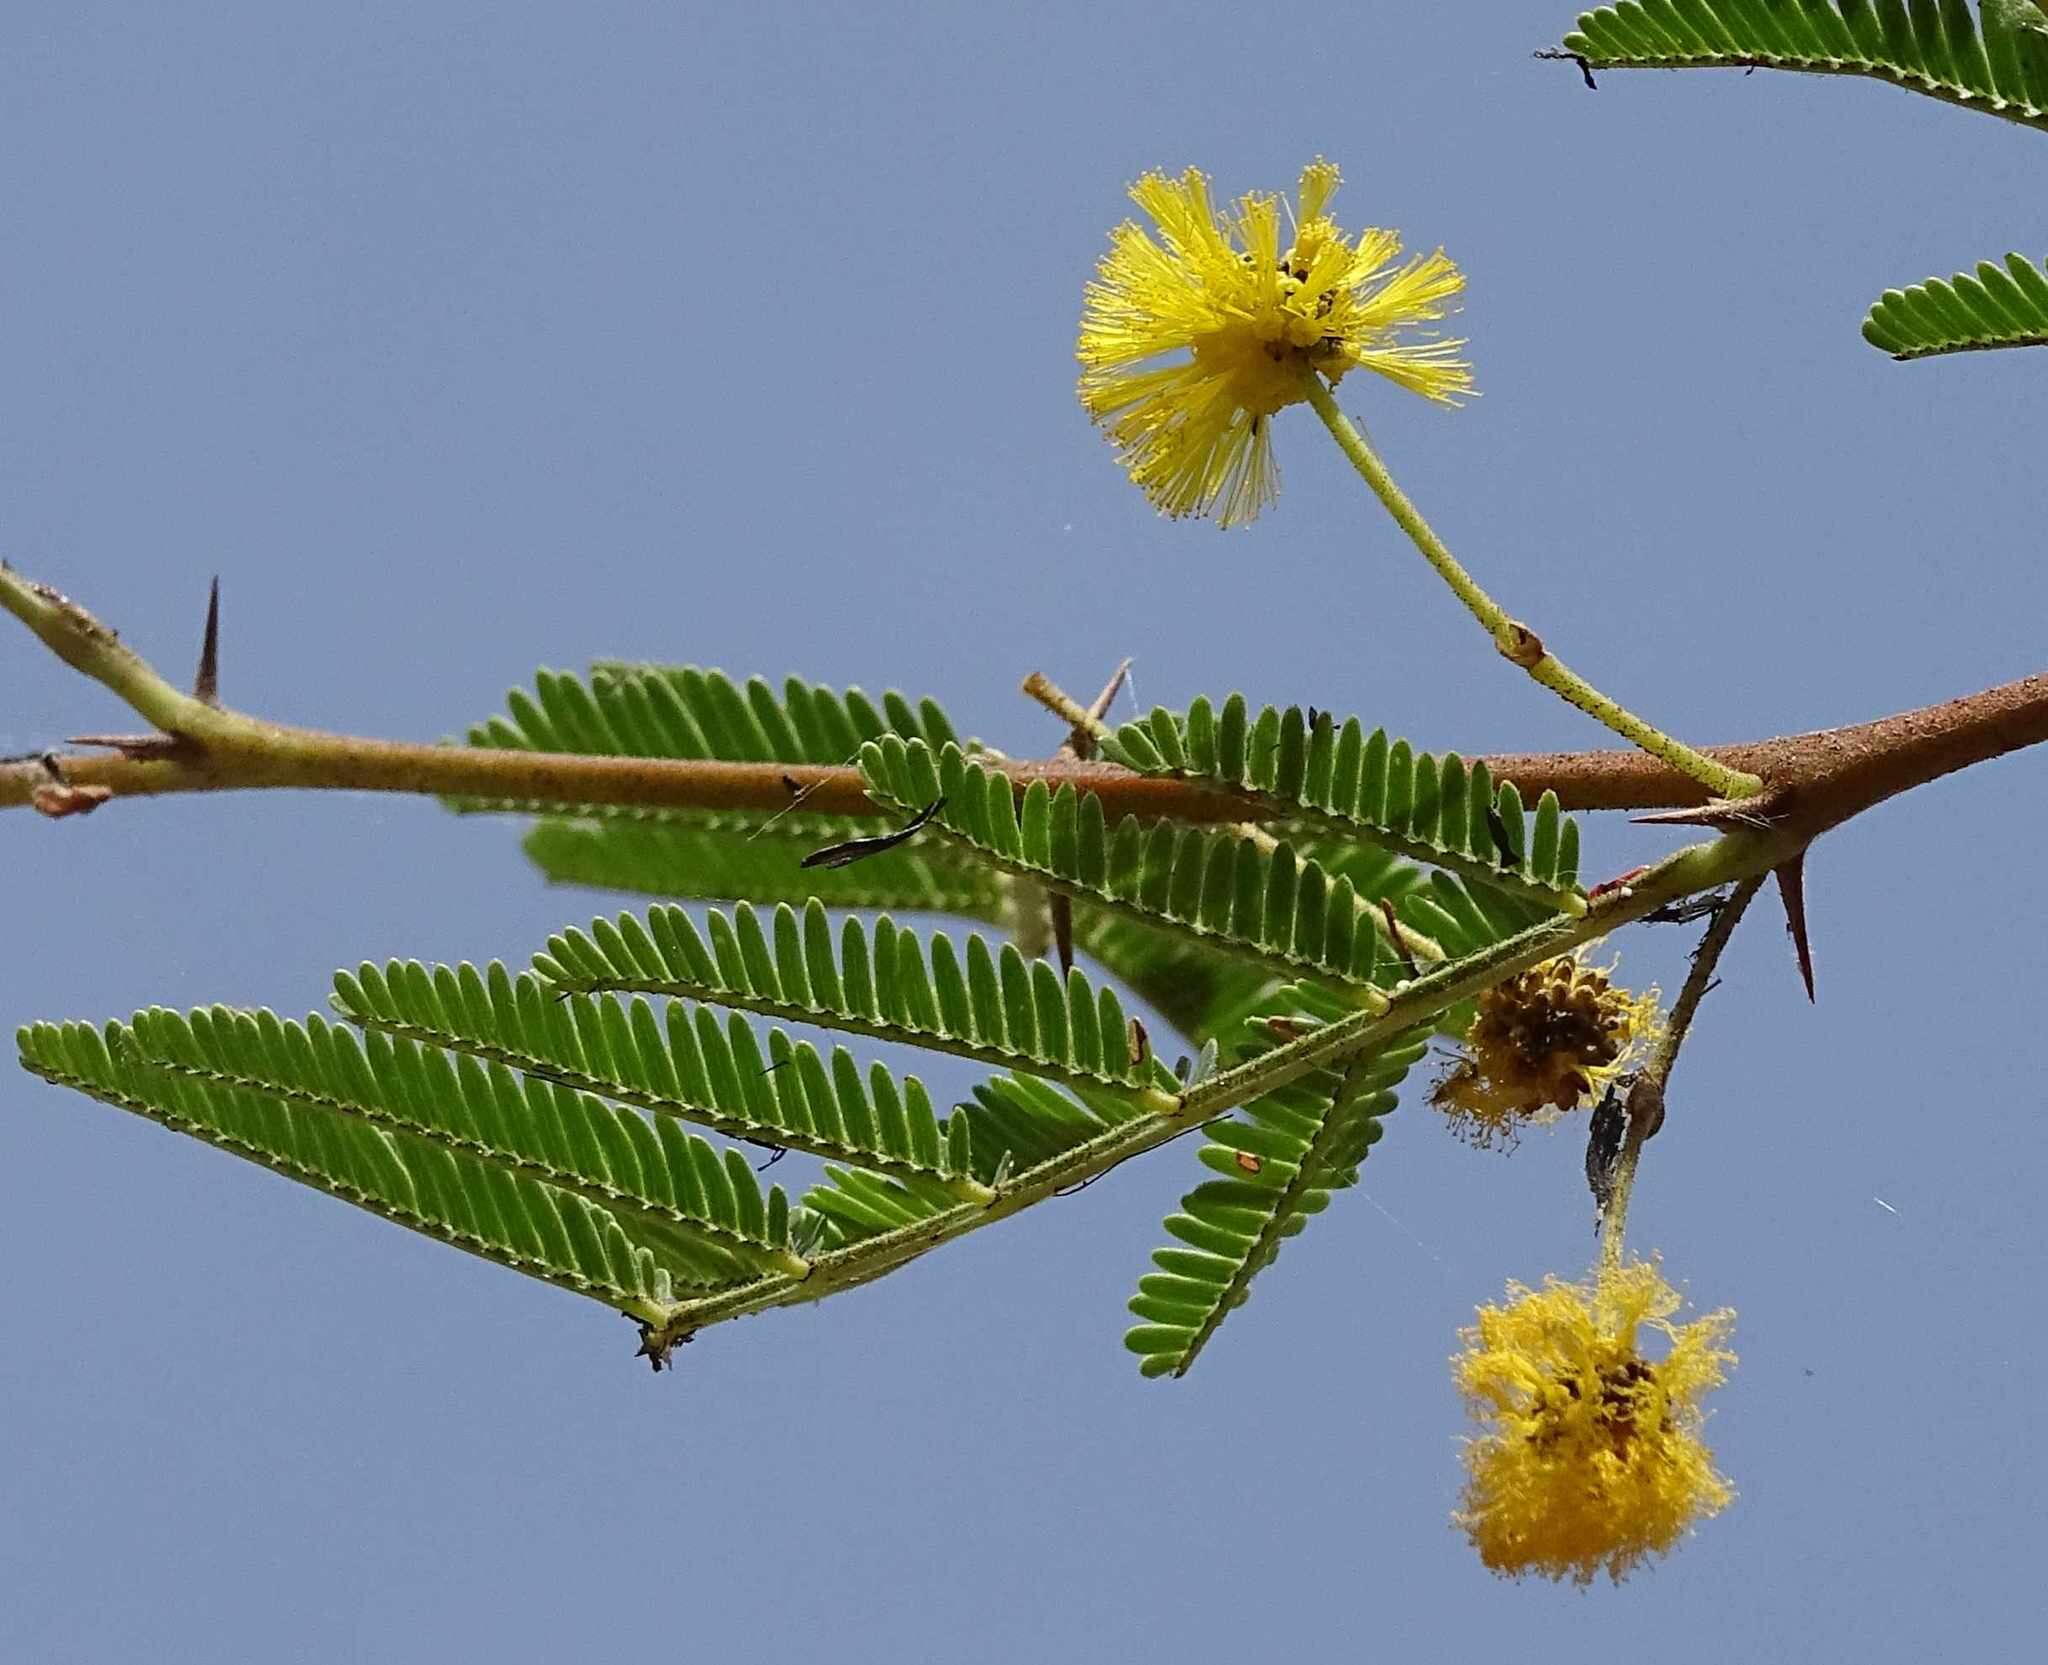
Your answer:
4;4;2044;1660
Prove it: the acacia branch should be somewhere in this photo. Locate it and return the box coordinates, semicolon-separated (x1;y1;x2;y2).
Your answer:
6;567;2046;833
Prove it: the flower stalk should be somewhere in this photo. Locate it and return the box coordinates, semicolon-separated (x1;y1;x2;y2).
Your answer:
1597;874;1765;1270
1300;379;1764;802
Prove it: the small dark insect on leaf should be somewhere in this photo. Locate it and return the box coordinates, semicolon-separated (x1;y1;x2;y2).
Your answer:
1647;888;1732;925
1174;1055;1193;1083
1484;803;1519;869
1534;47;1599;90
1585;1079;1628;1223
1126;1017;1151;1069
800;796;946;869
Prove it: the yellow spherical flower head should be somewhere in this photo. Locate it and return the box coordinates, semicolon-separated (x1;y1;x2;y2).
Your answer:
1430;949;1662;1149
1454;1261;1735;1585
1076;160;1473;527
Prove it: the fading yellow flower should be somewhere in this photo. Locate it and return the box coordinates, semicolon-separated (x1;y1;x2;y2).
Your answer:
1431;949;1661;1149
1077;160;1472;527
1455;1260;1735;1585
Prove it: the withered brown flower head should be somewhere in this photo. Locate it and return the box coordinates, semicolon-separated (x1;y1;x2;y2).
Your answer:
1431;952;1660;1149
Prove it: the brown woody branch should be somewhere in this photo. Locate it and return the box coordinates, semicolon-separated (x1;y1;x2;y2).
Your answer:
5;566;2046;837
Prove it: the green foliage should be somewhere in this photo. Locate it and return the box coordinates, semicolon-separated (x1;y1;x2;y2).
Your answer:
1562;0;2048;135
468;662;962;777
17;941;1187;1346
1126;985;1430;1378
16;1008;796;1318
1067;909;1287;1045
1096;695;1584;906
331;954;1003;1190
1067;834;1535;1047
1861;251;2048;355
1112;832;1565;1375
859;735;1405;992
528;899;1180;1099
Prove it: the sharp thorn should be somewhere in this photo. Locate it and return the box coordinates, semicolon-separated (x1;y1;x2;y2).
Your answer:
194;577;221;704
1774;854;1816;1003
1631;793;1783;832
1085;658;1131;725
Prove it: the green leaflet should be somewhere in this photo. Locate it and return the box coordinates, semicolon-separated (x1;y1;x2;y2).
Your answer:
1124;983;1431;1378
1094;696;1584;909
15;1012;766;1317
469;662;961;774
857;736;1402;995
1561;0;2048;135
529;900;1182;1100
331;956;1000;1193
1862;252;2048;357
